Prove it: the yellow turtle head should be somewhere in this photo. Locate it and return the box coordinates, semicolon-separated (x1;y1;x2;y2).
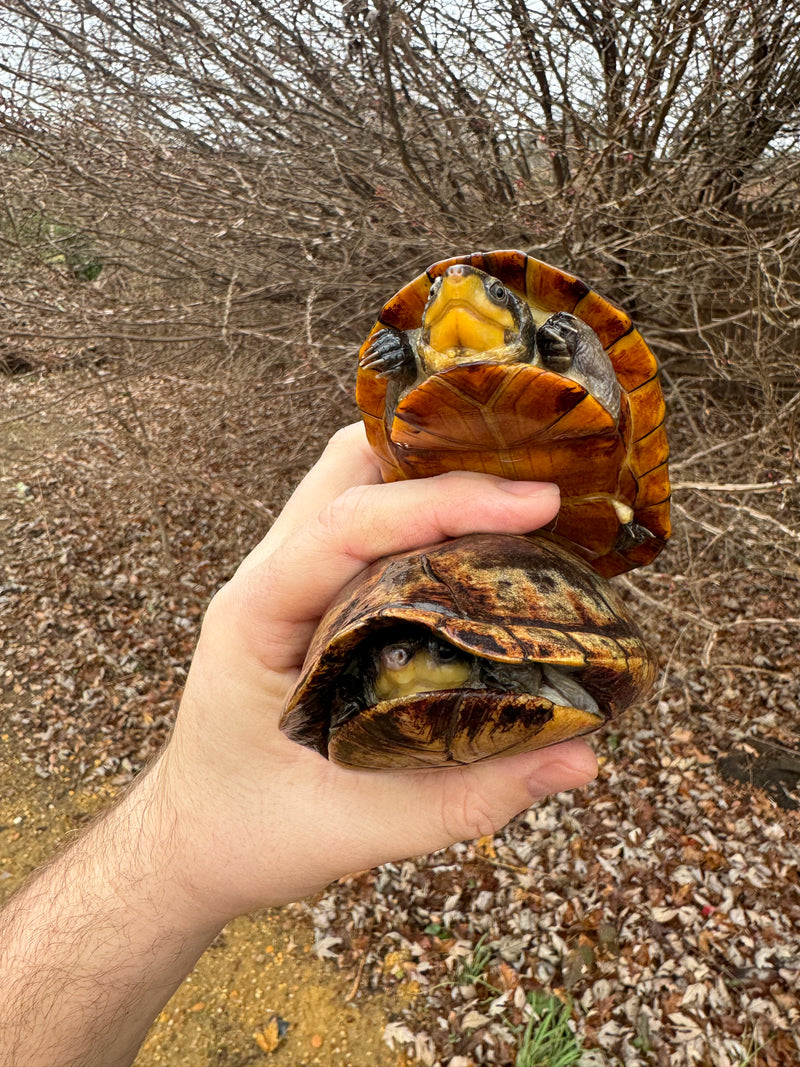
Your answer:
418;264;536;373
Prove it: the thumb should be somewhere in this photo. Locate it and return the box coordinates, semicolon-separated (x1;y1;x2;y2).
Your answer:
438;740;599;844
371;740;599;861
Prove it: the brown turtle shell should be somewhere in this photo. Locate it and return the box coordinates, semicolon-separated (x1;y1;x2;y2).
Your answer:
356;250;671;578
280;533;655;770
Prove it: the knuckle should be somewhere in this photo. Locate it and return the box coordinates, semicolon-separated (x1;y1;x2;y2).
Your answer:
198;577;238;640
442;778;501;841
203;579;233;622
316;484;374;549
324;422;365;457
463;797;499;840
327;424;355;450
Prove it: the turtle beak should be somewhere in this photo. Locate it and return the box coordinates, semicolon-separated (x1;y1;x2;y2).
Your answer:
424;266;513;352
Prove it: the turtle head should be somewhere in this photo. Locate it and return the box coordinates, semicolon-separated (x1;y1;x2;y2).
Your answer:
418;265;536;373
370;631;474;700
323;619;606;768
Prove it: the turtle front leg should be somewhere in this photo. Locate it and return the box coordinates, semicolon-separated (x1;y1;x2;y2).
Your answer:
359;327;418;382
536;312;621;420
478;660;542;695
535;311;581;373
329;674;369;731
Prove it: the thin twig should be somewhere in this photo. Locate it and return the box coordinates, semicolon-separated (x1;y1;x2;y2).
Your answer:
617;577;715;631
344;920;374;1003
671;392;800;472
671;480;795;492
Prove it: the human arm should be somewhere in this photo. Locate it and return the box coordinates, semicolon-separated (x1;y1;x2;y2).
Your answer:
0;424;598;1067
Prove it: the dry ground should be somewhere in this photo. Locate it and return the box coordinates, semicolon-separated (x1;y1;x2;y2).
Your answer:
1;368;398;1066
0;736;394;1067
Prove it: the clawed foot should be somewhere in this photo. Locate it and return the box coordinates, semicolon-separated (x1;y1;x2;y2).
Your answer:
536;312;580;372
359;328;417;379
615;521;655;551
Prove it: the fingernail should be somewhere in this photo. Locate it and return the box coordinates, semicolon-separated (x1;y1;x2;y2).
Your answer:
497;480;560;497
527;758;597;798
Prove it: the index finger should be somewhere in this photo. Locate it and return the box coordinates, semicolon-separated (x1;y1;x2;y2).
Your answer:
236;471;561;671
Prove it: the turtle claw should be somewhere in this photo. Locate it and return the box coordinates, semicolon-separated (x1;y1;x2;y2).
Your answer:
330;676;366;730
360;328;416;379
615;521;655;551
536;312;580;372
537;313;580;367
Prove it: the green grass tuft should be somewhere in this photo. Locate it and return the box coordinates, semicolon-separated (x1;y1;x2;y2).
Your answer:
515;990;583;1067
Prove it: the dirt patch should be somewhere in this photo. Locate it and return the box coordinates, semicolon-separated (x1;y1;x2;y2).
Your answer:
0;734;395;1067
0;378;94;459
138;917;394;1067
0;733;113;896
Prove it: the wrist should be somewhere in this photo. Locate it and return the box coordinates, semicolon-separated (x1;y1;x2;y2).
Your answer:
126;752;239;933
0;758;224;1067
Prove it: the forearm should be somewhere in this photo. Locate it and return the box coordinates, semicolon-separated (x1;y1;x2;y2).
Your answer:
0;760;222;1067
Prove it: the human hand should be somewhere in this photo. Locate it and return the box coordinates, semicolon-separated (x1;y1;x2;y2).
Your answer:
155;424;598;925
0;428;600;1067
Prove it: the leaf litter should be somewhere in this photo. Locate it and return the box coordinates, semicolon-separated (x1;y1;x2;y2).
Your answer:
1;368;798;1066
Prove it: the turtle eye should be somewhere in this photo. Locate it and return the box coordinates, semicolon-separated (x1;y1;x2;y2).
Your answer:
380;644;413;671
488;280;508;304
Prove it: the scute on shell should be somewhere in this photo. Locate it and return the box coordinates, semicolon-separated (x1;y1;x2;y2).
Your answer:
355;249;671;577
279;533;656;767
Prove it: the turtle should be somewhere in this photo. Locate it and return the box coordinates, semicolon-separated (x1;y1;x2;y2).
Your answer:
355;249;670;578
280;533;655;770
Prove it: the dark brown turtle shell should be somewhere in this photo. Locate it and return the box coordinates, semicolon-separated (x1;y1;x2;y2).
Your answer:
280;533;655;770
356;250;671;578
